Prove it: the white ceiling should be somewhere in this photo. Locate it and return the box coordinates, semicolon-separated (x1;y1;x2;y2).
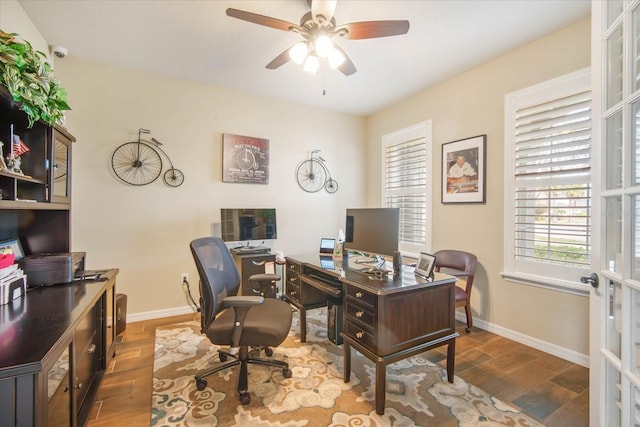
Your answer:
18;0;590;116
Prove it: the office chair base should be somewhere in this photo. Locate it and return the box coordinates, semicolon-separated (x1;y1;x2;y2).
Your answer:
193;351;292;402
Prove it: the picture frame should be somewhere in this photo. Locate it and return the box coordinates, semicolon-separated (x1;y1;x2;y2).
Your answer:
222;133;270;184
415;252;436;279
441;134;486;204
0;238;25;260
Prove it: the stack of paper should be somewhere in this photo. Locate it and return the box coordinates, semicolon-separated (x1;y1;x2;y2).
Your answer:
0;263;26;306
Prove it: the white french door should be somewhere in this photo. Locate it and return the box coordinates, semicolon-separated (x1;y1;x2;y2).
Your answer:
592;1;640;425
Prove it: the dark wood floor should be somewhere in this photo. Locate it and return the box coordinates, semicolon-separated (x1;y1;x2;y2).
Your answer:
86;312;589;426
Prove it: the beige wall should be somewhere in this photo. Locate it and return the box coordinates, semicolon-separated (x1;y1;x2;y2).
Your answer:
52;57;366;315
366;18;591;357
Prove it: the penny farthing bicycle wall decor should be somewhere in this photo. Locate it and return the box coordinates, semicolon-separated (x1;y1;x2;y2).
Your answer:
295;150;338;193
111;128;185;187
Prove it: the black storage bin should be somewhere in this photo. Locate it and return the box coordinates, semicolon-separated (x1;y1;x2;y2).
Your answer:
116;293;127;335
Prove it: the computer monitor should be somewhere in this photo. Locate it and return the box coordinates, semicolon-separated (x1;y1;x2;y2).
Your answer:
220;208;277;242
344;208;399;258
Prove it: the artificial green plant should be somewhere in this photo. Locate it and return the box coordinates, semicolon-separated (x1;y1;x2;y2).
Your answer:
0;30;70;127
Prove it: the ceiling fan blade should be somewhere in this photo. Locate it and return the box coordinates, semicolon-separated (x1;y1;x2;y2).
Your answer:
310;0;337;22
334;46;356;76
338;20;410;40
266;48;292;70
226;8;302;32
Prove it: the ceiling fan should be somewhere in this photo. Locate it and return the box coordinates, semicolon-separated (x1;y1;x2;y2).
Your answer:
226;0;410;76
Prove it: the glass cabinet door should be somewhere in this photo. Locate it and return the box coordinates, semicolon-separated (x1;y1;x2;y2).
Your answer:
52;135;70;201
46;342;72;426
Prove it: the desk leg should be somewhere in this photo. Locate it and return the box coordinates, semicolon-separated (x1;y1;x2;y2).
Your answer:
446;339;455;383
299;308;307;342
375;361;386;415
343;341;351;382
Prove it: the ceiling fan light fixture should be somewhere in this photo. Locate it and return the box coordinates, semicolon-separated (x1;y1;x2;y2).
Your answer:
328;47;345;69
315;34;333;58
289;42;309;64
303;53;319;73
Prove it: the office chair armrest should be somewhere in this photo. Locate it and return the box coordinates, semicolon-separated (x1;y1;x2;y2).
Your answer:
248;273;281;282
222;296;265;308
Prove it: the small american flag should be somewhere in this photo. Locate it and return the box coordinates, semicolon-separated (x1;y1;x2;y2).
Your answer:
12;135;29;157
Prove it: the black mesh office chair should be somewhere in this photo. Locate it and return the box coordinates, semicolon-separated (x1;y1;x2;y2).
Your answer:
190;237;292;405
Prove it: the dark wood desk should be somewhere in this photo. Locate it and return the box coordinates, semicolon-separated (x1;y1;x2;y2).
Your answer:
284;254;458;415
0;269;118;427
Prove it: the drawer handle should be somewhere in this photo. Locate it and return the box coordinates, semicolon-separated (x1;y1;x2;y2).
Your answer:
87;344;96;355
355;311;364;318
290;291;297;296
289;265;295;270
74;383;82;390
252;260;266;266
355;331;364;339
355;291;363;298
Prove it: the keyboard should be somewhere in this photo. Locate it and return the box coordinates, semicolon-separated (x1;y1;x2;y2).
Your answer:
230;247;270;255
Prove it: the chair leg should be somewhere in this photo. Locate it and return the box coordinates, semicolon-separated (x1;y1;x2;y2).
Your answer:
464;303;472;332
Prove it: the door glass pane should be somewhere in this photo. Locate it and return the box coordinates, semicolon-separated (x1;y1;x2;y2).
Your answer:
605;360;622;427
632;100;640;185
606;196;623;273
607;25;624;110
633;196;640;280
606;110;623;190
607;280;623;358
607;0;623;28
633;288;640;376
633;6;640;93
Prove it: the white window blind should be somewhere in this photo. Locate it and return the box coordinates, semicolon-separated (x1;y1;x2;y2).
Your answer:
514;90;591;267
382;121;432;255
504;69;591;290
385;138;427;245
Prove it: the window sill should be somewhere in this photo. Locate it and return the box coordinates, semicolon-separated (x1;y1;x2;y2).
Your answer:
501;271;590;297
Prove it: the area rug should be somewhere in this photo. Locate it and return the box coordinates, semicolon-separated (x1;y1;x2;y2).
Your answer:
152;310;543;427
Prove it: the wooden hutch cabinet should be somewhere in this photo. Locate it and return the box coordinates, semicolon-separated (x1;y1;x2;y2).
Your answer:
0;86;117;427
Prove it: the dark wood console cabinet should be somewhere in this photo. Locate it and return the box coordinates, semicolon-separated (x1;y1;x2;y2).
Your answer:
0;270;118;427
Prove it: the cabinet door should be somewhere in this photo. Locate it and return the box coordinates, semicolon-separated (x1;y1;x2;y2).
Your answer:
50;129;71;203
46;342;72;427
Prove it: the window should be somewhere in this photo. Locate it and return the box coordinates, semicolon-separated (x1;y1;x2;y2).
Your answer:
382;121;432;256
503;69;591;293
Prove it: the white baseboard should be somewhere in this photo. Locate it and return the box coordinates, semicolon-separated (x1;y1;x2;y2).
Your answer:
127;305;197;323
457;312;589;368
127;306;588;368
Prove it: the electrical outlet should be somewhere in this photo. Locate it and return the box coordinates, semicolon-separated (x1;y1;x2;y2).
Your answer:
181;273;189;284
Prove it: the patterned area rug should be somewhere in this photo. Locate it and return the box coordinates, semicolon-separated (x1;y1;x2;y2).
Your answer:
152;310;543;427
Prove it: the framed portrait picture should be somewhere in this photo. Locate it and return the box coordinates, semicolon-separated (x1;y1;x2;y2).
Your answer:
415;252;436;279
222;133;270;184
441;134;486;204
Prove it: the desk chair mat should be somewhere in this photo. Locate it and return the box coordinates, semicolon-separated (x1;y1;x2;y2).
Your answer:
206;298;292;347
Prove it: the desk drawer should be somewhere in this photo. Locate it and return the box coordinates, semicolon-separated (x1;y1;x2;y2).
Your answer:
345;285;377;309
345;299;375;326
345;320;376;352
286;261;300;274
286;281;300;302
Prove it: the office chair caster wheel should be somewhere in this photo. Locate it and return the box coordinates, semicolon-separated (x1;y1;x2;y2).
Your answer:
239;392;251;405
249;348;260;358
195;378;207;391
283;368;292;379
264;347;273;357
219;353;228;362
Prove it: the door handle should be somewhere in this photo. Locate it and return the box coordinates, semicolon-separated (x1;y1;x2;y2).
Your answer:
580;273;599;288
